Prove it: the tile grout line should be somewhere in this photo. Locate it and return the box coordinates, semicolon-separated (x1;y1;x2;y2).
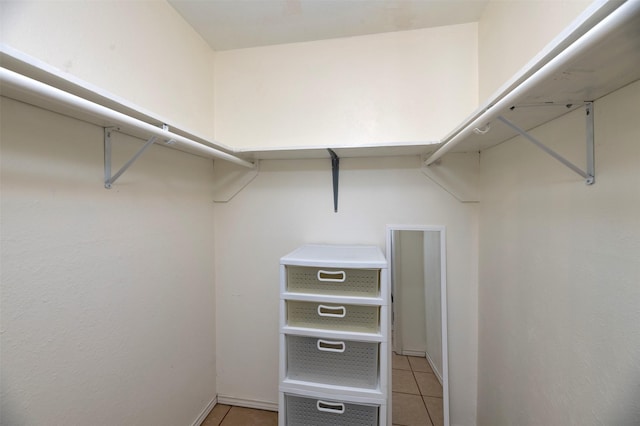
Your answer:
396;354;445;425
217;405;232;426
410;357;435;426
393;390;422;396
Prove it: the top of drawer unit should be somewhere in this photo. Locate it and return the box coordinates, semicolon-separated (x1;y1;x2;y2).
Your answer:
281;245;387;269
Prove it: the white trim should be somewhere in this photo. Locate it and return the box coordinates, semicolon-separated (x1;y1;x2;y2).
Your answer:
217;396;279;412
389;230;402;355
191;396;217;426
440;227;450;426
425;351;443;386
400;350;426;357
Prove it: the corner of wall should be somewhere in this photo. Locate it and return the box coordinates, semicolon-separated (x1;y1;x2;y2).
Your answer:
0;0;217;138
477;0;592;101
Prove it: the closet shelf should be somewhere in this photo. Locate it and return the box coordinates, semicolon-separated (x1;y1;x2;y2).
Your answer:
243;0;640;163
1;0;639;167
238;142;437;161
0;44;437;163
0;45;254;169
425;0;640;165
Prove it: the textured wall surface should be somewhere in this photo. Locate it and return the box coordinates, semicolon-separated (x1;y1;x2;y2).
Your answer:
214;23;478;148
477;80;640;426
0;98;218;426
478;0;591;100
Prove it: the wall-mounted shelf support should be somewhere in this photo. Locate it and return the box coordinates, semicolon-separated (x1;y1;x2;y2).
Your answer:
328;149;340;212
104;127;157;189
496;102;594;185
421;152;480;203
212;159;260;203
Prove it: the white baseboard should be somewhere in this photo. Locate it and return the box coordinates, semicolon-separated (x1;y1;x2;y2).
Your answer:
400;350;444;386
217;395;278;412
400;350;426;357
191;396;217;426
425;352;443;385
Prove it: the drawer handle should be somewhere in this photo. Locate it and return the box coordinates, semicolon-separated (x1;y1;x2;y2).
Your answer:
316;400;345;414
317;305;346;318
317;270;346;282
317;339;346;353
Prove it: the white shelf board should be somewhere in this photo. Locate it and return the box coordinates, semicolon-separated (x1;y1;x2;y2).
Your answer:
0;45;438;161
433;0;640;156
239;141;438;161
0;45;243;160
2;0;638;164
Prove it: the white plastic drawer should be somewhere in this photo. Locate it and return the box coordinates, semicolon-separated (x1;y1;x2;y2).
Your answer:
286;266;379;297
286;301;379;333
285;394;379;426
286;335;379;389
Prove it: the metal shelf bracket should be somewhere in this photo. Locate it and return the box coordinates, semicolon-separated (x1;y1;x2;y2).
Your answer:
328;149;340;212
104;127;157;189
497;102;595;185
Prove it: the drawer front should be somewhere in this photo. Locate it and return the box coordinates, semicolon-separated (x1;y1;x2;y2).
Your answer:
286;335;379;389
285;394;379;426
287;301;379;333
286;266;379;297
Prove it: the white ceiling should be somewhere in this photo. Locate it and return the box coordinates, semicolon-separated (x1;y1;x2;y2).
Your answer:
168;0;489;51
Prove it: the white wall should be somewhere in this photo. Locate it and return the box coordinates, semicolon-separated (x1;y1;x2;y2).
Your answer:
477;80;640;425
213;156;478;425
214;23;478;149
0;98;218;426
478;0;591;100
397;230;427;354
424;230;443;378
0;0;216;139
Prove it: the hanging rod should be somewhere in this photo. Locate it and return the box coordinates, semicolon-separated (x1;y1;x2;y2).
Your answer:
425;0;640;166
0;67;256;169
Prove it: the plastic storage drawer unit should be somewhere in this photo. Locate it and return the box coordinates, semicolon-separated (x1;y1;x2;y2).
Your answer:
286;266;380;297
279;245;389;425
286;301;380;333
285;394;379;426
286;335;379;389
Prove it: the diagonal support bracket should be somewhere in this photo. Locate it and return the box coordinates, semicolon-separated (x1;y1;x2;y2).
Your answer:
104;127;157;189
497;101;595;185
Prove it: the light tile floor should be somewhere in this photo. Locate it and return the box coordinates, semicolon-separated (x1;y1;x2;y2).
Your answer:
392;353;444;426
202;353;443;425
391;354;444;426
